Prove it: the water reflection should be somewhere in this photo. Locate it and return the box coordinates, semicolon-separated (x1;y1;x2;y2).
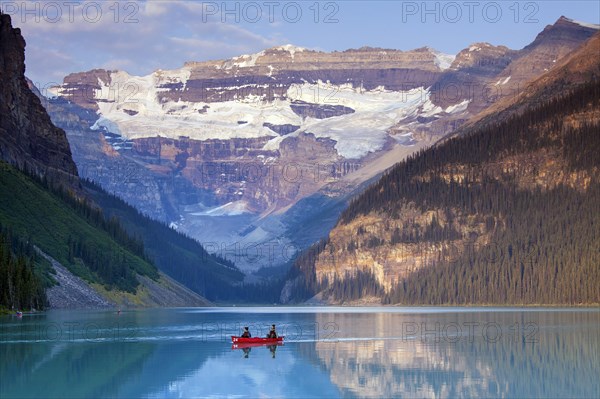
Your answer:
311;311;600;398
232;344;280;359
242;346;251;358
269;344;278;358
0;308;598;398
231;341;283;359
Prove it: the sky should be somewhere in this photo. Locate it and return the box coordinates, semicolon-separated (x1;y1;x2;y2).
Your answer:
1;0;599;86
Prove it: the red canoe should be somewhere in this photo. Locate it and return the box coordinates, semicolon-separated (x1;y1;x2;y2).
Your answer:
231;341;284;350
231;336;284;344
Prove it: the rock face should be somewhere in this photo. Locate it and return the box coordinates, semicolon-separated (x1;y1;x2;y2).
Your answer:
152;45;444;105
263;123;300;136
434;17;599;114
43;17;598;274
0;13;77;181
290;101;355;119
39;248;115;309
39;247;211;309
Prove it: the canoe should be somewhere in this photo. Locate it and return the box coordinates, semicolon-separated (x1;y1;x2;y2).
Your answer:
232;341;284;350
231;336;284;344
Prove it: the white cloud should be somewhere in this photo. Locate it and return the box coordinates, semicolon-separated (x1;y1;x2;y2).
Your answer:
6;0;289;83
100;58;137;71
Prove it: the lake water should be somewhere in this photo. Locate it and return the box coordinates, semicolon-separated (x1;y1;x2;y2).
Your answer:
1;307;598;398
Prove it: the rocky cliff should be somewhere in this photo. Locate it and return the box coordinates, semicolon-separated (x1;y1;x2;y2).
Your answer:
0;13;77;181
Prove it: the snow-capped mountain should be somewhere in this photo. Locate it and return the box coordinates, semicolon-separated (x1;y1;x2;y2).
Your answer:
52;45;457;154
43;17;598;273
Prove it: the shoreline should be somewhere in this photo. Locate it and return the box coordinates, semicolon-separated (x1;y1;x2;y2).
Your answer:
2;303;598;316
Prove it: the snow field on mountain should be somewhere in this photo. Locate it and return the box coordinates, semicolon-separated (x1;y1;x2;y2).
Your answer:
89;71;468;159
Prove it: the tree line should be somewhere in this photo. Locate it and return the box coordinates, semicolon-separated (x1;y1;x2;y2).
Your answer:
0;228;47;311
80;178;249;301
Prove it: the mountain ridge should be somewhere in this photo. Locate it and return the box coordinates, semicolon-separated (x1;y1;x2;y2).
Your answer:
282;28;600;305
41;16;599;277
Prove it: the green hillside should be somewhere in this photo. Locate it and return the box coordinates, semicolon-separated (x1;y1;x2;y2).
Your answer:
82;180;244;301
0;162;158;294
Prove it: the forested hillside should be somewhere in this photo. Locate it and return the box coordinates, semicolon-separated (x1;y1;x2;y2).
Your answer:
0;229;47;311
82;180;245;301
286;76;600;305
0;162;159;295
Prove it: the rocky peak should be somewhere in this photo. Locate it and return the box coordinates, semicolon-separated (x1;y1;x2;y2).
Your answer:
450;42;514;70
0;13;24;77
0;13;78;180
524;16;599;51
58;69;113;111
63;68;113;86
487;16;599;105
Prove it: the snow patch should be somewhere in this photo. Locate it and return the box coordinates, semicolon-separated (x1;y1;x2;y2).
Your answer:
430;49;456;70
563;17;600;30
274;44;306;59
445;99;470;114
263;135;286;152
156;67;191;90
420;98;444;116
79;70;468;160
191;201;251;217
225;51;265;69
495;76;511;85
91;115;122;135
92;71;295;141
286;82;432;158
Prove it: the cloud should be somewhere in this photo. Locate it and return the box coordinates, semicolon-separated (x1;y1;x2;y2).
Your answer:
100;58;137;71
6;0;289;83
24;43;77;84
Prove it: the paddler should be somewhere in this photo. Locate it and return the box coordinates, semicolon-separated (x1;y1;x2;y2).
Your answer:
241;326;251;338
267;324;277;339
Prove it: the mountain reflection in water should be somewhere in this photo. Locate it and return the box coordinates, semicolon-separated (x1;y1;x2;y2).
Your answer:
0;308;598;398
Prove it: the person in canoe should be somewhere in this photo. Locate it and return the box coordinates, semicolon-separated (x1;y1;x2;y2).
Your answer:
241;326;251;338
266;324;277;339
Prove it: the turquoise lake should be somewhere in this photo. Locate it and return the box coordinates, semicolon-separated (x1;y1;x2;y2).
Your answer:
1;307;598;398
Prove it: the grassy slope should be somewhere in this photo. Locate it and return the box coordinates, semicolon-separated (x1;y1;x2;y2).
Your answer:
0;162;157;291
